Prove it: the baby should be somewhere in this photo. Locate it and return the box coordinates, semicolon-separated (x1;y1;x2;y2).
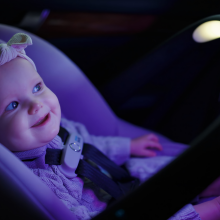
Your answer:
0;33;220;220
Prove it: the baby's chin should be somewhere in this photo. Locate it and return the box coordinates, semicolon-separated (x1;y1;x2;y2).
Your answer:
40;127;60;144
4;123;60;152
9;137;56;152
10;144;45;152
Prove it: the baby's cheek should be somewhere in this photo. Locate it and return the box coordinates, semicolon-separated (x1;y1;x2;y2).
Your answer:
7;115;28;143
10;114;26;133
0;119;12;144
0;127;6;145
49;94;61;117
0;123;20;150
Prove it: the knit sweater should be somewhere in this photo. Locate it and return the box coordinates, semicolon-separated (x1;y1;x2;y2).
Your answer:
13;117;201;220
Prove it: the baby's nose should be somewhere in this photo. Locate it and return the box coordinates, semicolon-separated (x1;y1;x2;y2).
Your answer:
28;101;43;115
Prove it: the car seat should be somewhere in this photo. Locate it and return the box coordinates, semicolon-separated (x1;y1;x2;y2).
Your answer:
0;24;180;220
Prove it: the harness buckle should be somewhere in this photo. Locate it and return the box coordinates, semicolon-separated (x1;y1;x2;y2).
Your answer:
58;133;84;178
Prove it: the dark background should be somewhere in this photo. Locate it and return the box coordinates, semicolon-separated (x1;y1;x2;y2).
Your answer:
1;0;220;143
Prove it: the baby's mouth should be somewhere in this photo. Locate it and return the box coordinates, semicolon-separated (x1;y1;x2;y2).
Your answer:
32;113;49;127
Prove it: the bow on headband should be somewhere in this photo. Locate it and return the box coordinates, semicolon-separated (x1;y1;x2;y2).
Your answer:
0;33;36;70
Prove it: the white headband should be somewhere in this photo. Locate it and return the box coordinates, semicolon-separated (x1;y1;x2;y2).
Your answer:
0;33;36;71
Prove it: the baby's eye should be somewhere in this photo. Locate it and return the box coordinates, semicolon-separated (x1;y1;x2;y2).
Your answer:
5;101;18;111
33;83;42;93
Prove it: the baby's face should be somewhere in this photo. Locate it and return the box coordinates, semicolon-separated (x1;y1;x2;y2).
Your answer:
0;58;61;151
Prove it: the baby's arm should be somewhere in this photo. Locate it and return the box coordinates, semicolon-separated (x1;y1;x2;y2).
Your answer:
90;133;163;165
61;117;131;165
61;118;162;164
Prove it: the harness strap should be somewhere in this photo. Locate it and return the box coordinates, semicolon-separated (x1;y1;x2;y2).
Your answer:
76;159;123;199
45;148;62;165
82;143;134;181
58;126;69;145
45;126;140;199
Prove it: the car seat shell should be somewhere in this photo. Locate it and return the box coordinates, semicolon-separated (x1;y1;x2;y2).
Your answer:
0;23;172;219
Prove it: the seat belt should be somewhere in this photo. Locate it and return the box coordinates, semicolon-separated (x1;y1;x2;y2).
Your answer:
45;126;140;199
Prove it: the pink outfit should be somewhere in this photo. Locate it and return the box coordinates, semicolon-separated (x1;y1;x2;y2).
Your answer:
14;117;201;220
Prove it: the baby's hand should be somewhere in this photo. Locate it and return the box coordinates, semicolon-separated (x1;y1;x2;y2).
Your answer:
130;134;162;157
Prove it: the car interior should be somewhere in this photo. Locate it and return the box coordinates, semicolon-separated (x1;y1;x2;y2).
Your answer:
1;1;220;219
